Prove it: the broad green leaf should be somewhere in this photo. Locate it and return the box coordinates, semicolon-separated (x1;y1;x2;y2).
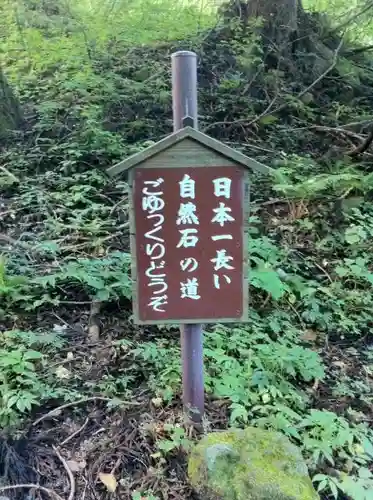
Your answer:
259;114;278;125
23;350;43;360
329;480;339;499
230;404;249;423
358;467;373;479
345;226;366;244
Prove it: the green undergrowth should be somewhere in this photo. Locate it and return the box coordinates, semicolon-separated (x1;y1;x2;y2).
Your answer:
2;1;373;498
0;328;74;428
2;161;373;498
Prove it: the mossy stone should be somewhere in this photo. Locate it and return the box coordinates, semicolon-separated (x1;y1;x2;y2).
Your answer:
188;427;319;500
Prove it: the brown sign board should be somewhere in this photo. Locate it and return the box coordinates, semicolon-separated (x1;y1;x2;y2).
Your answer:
134;165;248;323
107;127;269;325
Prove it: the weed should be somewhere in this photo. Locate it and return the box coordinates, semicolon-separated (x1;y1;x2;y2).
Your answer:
0;330;67;427
132;491;159;500
156;424;192;455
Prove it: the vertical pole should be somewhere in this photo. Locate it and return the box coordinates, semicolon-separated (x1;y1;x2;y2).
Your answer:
171;51;204;425
172;51;198;132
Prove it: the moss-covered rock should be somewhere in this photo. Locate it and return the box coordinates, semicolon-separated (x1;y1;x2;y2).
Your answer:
188;427;319;500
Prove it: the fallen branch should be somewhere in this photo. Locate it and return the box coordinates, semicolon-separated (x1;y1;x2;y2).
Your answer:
58;300;94;305
340;119;373;131
203;38;344;132
0;233;32;250
0;165;19;183
349;127;373;156
0;484;64;500
32;397;140;427
295;37;345;102
345;44;373;55
53;446;75;500
202;117;248;133
60;417;90;447
245;94;279;128
309;125;365;143
313;261;333;284
258;197;285;207
0;233;50;259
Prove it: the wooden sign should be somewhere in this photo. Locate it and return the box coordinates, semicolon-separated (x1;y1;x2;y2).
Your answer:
107;126;268;325
134;165;247;323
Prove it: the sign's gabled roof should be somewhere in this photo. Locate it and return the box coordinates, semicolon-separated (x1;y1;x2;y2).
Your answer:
107;126;270;177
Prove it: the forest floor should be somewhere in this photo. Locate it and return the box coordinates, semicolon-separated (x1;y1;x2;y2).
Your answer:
2;9;373;500
9;309;370;500
2;177;373;499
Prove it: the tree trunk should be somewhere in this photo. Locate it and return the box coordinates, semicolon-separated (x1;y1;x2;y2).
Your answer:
244;0;337;73
246;0;304;57
0;68;23;139
247;0;300;33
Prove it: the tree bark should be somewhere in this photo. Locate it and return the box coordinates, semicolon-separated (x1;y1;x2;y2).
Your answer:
247;0;302;53
247;0;300;33
244;0;337;72
0;68;23;139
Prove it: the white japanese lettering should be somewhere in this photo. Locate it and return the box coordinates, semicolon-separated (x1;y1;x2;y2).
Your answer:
212;202;235;227
144;225;163;243
148;281;168;294
211;249;234;271
144;178;164;187
147;213;164;226
179;174;196;199
146;243;165;259
213;177;232;199
143;179;168;313
213;274;232;289
142;188;163;196
211;234;233;241
177;228;199;248
177;202;199;225
145;260;165;278
142;195;165;213
148;295;168;312
180;277;201;300
180;257;198;272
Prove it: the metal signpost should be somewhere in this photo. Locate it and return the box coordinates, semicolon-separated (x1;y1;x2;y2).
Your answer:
172;51;203;424
107;51;268;425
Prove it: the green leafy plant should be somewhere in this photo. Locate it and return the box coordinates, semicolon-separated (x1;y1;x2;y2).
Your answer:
0;329;66;426
273;165;373;201
132;341;181;402
314;471;373;500
2;251;132;311
33;251;132;303
0;255;28;316
156;424;192;455
132;491;159;500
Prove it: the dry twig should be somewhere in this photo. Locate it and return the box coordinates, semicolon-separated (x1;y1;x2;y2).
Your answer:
33;397;140;427
308;125;365;142
0;165;19;183
0;484;64;500
340;119;373;130
60;417;90;447
53;446;75;500
349;127;373;156
328;1;373;36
